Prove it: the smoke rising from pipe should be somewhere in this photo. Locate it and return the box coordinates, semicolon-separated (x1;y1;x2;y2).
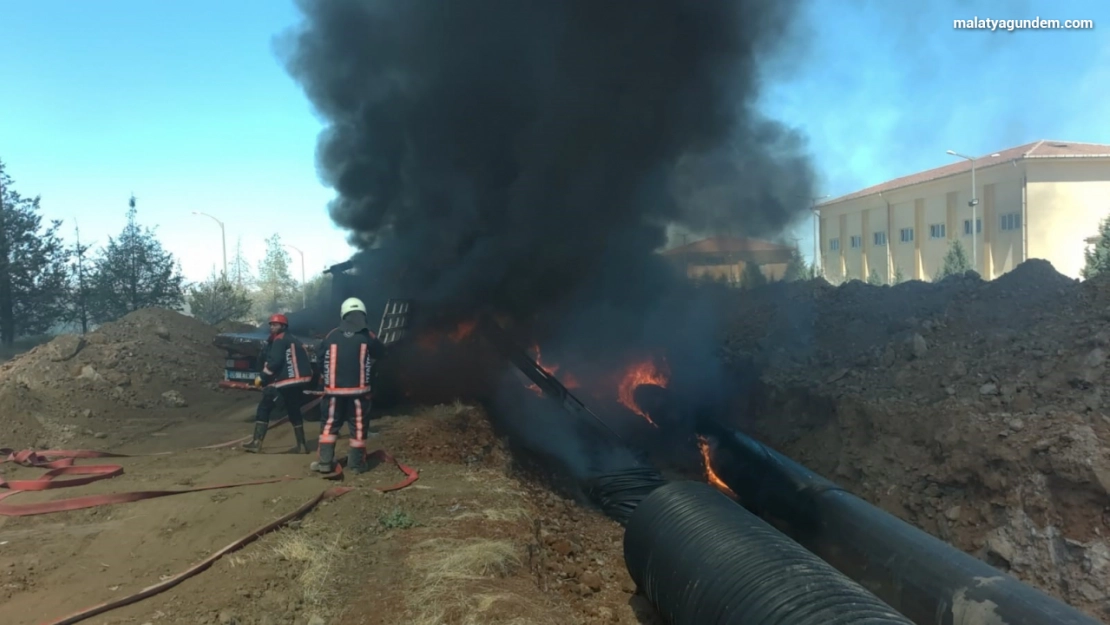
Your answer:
280;0;817;325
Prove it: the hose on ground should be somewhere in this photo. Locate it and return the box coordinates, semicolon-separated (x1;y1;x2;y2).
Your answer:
587;466;668;525
624;481;915;625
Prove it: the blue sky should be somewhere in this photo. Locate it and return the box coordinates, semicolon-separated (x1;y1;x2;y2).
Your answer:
1;0;1107;280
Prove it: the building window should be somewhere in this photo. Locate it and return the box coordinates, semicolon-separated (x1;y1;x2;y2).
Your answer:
899;228;914;243
829;238;840;251
850;235;862;249
929;224;946;239
1000;212;1021;231
873;231;887;246
963;218;982;235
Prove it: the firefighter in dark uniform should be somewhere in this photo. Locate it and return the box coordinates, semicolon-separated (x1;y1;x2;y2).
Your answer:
311;298;385;474
242;313;314;454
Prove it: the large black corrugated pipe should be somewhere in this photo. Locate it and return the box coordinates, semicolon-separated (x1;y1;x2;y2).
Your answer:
587;466;669;524
700;422;1104;625
624;481;916;625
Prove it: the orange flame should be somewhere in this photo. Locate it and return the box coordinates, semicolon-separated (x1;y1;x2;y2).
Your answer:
532;344;578;385
617;358;668;425
417;332;442;351
697;436;737;498
520;343;580;395
449;320;477;342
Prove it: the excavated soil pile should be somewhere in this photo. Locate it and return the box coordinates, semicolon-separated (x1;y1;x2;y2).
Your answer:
0;308;229;449
721;259;1110;619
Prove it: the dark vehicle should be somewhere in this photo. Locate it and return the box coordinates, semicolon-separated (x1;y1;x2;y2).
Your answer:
213;258;413;410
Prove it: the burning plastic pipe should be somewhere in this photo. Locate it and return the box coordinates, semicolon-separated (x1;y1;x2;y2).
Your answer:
699;422;1103;625
477;316;667;524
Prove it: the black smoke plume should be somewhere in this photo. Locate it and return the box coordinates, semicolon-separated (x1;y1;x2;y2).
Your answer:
280;0;817;341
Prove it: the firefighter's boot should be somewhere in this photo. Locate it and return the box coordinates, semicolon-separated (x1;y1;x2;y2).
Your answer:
287;424;310;454
241;422;268;453
347;444;368;474
310;441;336;473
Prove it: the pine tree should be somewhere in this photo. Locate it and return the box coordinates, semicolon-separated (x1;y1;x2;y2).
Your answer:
88;195;186;322
739;262;768;289
188;271;254;326
66;222;95;334
229;236;254;289
867;268;883;285
255;233;298;316
0;160;71;346
893;266;906;284
935;240;972;281
782;248;808;281
1082;215;1110;280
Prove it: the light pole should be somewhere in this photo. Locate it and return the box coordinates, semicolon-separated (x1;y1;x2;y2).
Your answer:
191;211;227;278
811;195;829;275
284;243;307;309
945;150;1000;272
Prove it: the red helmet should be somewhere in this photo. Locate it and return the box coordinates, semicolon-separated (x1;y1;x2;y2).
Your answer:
268;313;289;326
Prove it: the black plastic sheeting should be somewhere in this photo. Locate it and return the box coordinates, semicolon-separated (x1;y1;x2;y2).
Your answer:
700;423;1105;625
624;481;915;625
587;466;668;524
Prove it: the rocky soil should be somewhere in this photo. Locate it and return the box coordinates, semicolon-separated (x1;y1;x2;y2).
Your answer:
722;259;1110;619
0;308;233;450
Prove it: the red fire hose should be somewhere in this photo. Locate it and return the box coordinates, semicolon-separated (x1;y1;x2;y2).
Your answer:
0;414;419;624
0;413;416;516
41;486;354;625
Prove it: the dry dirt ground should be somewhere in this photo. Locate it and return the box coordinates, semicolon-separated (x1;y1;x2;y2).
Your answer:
0;309;242;453
0;310;657;625
1;401;655;625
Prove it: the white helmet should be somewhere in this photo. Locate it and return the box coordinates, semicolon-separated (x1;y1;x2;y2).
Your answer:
340;297;367;318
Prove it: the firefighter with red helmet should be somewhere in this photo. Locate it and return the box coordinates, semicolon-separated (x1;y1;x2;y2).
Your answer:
310;297;385;474
242;313;314;454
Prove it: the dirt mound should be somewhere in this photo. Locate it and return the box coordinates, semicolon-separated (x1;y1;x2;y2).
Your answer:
0;308;230;449
723;259;1110;618
214;320;256;333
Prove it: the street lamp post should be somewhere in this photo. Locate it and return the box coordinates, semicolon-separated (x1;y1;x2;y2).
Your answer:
191;211;227;278
284;244;307;309
812;195;829;275
945;150;1000;273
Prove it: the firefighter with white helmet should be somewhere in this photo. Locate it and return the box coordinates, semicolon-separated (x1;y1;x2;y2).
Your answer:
311;297;386;473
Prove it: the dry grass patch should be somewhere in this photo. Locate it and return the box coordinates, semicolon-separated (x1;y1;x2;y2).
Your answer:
406;537;555;625
439;470;531;524
270;529;346;606
411;537;520;582
461;468;525;495
224;528;346;607
452;506;531;523
418;400;471;421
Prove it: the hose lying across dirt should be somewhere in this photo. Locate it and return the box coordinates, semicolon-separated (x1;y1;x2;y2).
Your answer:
43;487;354;625
624;481;915;625
0;416;418;625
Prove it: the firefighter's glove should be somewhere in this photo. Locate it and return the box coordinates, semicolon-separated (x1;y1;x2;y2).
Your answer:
253;376;263;388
